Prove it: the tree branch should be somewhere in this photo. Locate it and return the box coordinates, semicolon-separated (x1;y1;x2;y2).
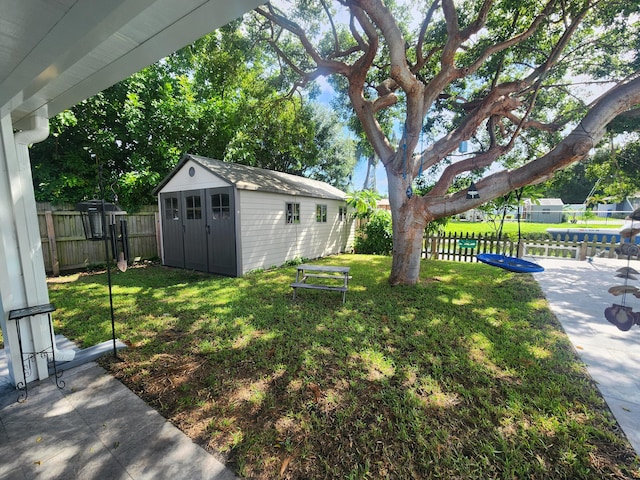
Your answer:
427;145;509;198
502;112;559;132
414;0;441;72
321;0;340;54
464;0;555;78
423;75;640;221
417;1;590;188
524;2;590;84
348;4;379;76
418;79;527;173
459;0;494;41
352;0;417;91
427;73;554;198
255;5;351;76
348;9;368;51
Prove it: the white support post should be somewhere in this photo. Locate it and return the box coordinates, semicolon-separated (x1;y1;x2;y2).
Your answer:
0;108;75;386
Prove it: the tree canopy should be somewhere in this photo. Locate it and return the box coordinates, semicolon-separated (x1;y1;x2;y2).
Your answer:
254;0;640;284
581;109;640;204
30;21;355;212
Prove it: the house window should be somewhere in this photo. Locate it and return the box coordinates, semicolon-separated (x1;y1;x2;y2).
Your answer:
286;203;300;224
316;204;327;223
185;195;202;220
165;197;179;220
338;206;347;222
211;193;230;220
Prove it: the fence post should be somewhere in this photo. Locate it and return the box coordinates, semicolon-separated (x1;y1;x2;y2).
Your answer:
430;237;438;260
155;211;162;259
45;211;60;276
578;241;587;260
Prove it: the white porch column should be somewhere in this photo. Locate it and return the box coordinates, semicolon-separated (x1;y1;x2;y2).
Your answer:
0;107;74;387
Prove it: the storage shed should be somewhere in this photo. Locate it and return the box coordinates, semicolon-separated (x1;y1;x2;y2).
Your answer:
595;193;640;218
154;155;355;276
528;198;565;224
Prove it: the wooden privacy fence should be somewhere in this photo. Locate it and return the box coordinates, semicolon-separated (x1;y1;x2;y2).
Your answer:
37;208;160;275
424;232;638;263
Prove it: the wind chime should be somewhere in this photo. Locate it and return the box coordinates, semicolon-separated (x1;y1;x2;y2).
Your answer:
605;208;640;331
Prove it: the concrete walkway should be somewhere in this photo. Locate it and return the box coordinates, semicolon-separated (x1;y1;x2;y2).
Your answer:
0;361;237;480
533;256;640;455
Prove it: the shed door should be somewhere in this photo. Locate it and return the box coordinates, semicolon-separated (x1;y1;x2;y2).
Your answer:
206;188;237;276
160;193;184;268
182;190;208;272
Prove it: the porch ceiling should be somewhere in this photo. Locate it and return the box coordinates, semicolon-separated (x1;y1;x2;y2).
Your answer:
1;0;265;129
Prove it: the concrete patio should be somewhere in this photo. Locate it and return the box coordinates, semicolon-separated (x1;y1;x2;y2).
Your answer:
0;359;237;480
533;256;640;454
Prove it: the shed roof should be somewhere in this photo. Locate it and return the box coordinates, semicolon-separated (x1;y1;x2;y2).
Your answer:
155;154;347;200
535;198;565;207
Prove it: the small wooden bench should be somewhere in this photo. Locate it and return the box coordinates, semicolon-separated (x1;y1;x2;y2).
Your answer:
291;264;351;303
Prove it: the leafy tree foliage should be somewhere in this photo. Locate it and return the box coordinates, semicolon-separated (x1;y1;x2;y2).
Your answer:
539;162;594;204
581;106;640;204
346;189;381;218
254;0;640;284
587;138;640;203
30;21;355;211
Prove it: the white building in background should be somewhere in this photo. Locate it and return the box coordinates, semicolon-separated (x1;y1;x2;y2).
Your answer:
528;198;565;224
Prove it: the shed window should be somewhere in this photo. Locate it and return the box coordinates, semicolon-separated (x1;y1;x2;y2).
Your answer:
286;203;300;224
338;206;347;222
165;197;179;220
211;193;230;220
186;195;202;220
542;208;551;215
316;204;327;223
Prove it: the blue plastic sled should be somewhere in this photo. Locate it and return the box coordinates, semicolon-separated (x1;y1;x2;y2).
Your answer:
476;253;544;273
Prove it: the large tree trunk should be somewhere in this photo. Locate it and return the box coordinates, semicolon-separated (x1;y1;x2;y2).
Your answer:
389;219;425;285
388;174;427;285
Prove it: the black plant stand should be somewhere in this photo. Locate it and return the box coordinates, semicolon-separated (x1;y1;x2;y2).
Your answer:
8;303;64;402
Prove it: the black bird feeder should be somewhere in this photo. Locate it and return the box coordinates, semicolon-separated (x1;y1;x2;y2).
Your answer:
466;182;480;200
76;199;127;358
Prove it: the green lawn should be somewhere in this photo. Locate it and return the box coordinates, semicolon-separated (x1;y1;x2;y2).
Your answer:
444;220;623;236
48;256;639;479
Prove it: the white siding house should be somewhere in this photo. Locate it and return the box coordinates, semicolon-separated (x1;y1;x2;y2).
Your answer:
595;194;640;218
154;155;355;276
528;198;565;223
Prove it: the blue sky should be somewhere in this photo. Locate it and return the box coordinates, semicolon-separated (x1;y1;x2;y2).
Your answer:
316;77;390;195
352;159;389;195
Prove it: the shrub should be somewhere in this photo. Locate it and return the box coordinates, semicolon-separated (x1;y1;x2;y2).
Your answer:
354;209;393;255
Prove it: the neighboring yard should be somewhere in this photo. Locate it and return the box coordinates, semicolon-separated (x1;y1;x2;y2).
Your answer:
47;255;639;479
444;220;623;237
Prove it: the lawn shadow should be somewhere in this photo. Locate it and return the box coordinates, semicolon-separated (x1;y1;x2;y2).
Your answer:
48;255;639;479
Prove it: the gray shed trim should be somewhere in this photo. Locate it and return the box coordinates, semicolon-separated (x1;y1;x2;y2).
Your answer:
154;154;346;200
